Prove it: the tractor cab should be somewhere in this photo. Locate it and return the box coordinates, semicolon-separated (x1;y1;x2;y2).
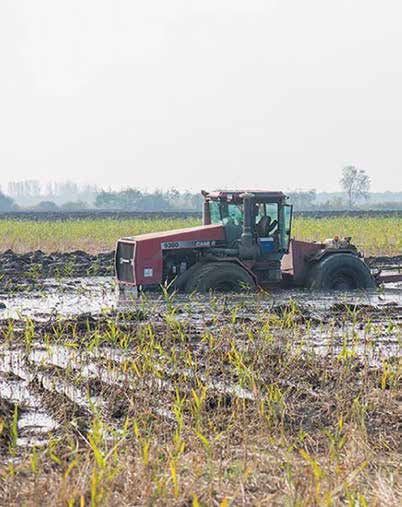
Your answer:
202;190;293;259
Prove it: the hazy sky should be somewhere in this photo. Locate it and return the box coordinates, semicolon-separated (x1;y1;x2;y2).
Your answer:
1;0;401;193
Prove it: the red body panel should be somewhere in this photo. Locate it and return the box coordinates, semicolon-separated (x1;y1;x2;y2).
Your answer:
131;224;225;286
281;239;323;284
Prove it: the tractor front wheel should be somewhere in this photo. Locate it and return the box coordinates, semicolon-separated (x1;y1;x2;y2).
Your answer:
184;262;256;293
307;254;375;290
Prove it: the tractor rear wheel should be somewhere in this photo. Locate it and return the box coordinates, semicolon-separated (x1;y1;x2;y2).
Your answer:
184;262;256;293
308;254;375;290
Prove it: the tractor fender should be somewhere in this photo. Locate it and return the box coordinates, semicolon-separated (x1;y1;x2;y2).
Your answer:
308;247;361;264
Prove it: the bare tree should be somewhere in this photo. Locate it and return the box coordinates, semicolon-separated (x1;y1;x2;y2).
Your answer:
340;166;370;208
0;190;15;211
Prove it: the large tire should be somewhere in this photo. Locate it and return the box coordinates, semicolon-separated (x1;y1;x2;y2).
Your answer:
184;262;256;293
308;254;376;290
173;262;204;291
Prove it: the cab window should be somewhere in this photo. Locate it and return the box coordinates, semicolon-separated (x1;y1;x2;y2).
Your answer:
209;200;244;226
209;201;221;224
223;203;243;226
255;203;278;234
255;203;278;220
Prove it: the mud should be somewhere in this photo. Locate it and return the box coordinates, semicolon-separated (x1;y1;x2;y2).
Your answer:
0;275;400;453
1;249;401;292
0;273;401;326
366;254;402;270
0;276;400;355
0;249;114;288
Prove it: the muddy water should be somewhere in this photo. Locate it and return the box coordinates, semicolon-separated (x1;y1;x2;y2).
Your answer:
0;352;59;447
0;276;401;321
0;277;116;320
0;275;400;373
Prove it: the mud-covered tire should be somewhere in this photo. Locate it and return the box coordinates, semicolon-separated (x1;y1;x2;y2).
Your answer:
184;262;256;293
173;262;205;291
308;254;376;290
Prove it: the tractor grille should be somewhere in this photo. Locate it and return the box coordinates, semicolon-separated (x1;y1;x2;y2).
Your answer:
116;241;135;283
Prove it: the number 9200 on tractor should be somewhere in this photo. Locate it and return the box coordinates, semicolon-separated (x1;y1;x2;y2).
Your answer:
115;190;401;293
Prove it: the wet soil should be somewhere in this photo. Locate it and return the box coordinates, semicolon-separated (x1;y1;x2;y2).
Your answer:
0;244;400;503
0;273;400;454
366;254;402;269
0;273;400;321
0;249;114;289
1;249;401;292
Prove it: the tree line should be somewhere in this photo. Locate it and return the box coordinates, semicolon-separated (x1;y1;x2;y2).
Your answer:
0;167;401;212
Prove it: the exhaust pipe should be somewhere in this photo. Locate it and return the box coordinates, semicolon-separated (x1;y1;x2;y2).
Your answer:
202;200;211;225
239;193;256;259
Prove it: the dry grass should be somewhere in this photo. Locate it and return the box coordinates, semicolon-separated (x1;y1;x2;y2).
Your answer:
0;296;400;505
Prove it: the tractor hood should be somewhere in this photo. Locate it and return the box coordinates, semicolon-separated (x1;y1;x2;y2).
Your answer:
124;224;224;244
122;225;225;242
116;224;225;287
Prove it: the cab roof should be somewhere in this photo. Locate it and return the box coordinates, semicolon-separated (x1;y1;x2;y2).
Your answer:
203;190;287;201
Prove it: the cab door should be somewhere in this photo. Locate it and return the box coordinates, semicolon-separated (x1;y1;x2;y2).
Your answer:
279;204;293;253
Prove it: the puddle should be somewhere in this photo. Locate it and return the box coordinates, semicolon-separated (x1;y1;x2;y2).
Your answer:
0;371;60;448
0;277;116;320
18;411;58;433
0;276;401;322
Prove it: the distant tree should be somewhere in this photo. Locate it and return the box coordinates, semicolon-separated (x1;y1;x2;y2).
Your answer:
95;189;142;209
167;189;203;210
0;191;15;211
34;201;59;211
95;190;120;209
118;189;144;210
320;196;346;211
372;200;402;210
94;187;201;211
61;200;88;211
340;166;370;208
288;189;317;211
137;191;171;211
8;180;41;197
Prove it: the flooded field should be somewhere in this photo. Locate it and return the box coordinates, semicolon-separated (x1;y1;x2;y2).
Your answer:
1;273;401;317
0;274;400;504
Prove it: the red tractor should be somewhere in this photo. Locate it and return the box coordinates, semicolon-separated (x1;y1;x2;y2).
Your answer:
115;190;399;292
